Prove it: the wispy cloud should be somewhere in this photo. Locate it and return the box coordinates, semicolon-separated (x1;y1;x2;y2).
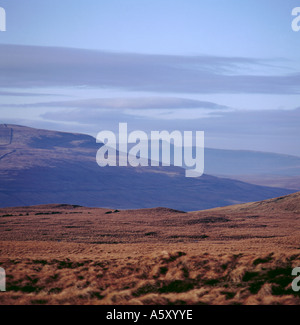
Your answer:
0;90;57;97
2;96;230;110
1;44;299;94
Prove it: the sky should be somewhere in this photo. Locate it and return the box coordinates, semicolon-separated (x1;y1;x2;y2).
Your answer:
0;0;300;155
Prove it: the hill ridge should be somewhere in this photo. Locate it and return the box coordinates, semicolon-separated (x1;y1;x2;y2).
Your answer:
0;124;294;211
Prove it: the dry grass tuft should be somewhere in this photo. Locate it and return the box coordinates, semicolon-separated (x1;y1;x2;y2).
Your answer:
1;245;300;305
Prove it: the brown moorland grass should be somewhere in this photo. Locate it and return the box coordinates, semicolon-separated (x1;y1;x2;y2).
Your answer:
0;192;300;305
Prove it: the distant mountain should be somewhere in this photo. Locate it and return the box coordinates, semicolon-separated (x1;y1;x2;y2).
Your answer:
126;140;300;190
204;148;300;190
204;148;300;176
0;124;294;211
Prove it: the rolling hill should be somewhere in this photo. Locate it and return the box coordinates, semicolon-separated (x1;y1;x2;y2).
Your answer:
0;124;294;211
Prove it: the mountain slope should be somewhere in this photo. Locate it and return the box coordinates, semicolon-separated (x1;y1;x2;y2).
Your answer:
127;140;300;190
210;191;300;215
0;124;294;211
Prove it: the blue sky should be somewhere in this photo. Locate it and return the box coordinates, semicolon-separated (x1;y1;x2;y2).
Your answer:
0;0;300;155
